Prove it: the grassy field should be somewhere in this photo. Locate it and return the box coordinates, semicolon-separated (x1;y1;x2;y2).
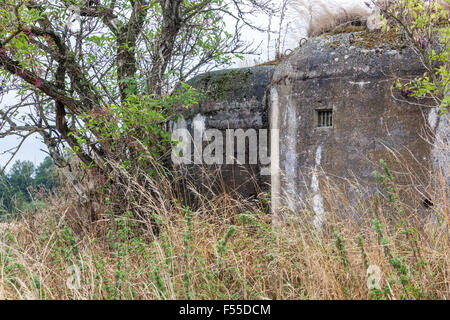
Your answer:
0;160;448;300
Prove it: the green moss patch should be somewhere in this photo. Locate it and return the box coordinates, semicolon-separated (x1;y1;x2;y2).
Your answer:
193;69;253;102
350;30;407;50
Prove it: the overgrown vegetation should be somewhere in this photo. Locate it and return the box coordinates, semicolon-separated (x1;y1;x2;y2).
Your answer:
0;0;448;300
381;0;449;114
0;0;275;216
0;156;447;300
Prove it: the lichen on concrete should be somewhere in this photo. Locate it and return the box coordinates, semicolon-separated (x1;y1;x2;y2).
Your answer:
349;29;407;50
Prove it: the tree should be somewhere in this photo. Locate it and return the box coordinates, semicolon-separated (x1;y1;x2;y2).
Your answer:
34;156;57;190
0;160;34;212
380;0;449;114
8;160;35;201
0;170;11;213
0;157;57;214
0;0;273;191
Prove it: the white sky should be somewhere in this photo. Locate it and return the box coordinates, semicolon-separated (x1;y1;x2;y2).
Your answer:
0;1;283;171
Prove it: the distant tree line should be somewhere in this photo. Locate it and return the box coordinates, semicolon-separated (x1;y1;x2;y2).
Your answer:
0;157;58;216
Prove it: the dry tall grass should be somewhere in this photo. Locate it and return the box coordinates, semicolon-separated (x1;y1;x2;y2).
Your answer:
0;156;448;300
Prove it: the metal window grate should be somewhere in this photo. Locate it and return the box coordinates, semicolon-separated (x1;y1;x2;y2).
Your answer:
317;110;333;128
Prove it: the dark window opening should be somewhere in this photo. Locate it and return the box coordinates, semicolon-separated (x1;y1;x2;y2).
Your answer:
317;109;333;128
422;198;433;209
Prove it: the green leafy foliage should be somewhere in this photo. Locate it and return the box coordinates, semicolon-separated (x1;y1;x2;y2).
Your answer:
0;0;266;173
384;0;449;114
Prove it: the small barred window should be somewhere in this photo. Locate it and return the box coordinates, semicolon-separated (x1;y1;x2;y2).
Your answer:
317;109;333;128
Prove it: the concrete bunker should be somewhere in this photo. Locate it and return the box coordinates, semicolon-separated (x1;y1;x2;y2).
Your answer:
170;31;448;221
269;31;446;222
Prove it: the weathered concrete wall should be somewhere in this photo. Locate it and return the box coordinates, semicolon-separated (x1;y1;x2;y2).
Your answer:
169;31;448;219
269;31;446;223
170;66;275;203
